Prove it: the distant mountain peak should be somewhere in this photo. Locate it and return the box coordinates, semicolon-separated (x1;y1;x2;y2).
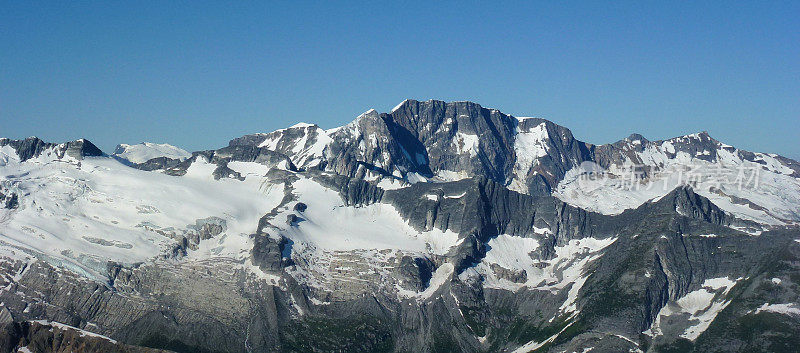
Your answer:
112;142;190;164
0;136;102;161
625;133;649;143
289;122;317;129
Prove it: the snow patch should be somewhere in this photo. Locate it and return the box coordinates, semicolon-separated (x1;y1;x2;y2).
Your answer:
444;191;467;199
290;122;314;129
510;122;550;193
406;172;428;184
513;320;576;353
376;178;407;190
391;99;409;113
453;132;480;157
645;276;740;341
435;170;469;182
754;303;800;316
425;194;440;201
397;263;454;301
32;320;117;343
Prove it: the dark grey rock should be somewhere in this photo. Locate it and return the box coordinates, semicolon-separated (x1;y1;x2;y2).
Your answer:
292;202;307;212
0;191;17;209
0;137;103;161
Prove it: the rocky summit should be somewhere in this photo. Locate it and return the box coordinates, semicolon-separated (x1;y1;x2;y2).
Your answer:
0;99;798;352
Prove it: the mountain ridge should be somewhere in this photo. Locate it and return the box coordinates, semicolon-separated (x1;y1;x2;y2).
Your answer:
0;99;798;352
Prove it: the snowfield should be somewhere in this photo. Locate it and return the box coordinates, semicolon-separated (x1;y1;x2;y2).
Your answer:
554;137;800;225
0;148;282;279
112;142;191;164
281;177;461;254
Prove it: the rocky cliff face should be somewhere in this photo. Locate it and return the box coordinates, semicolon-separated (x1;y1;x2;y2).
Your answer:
0;137;103;162
0;100;798;352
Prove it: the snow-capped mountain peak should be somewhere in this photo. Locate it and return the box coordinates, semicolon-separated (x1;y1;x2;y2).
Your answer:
112;142;192;164
230;100;800;227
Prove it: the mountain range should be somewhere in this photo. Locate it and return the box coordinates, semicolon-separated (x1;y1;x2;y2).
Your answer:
0;99;798;352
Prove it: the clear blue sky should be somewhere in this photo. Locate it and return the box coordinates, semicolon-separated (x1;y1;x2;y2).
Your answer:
2;1;798;158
